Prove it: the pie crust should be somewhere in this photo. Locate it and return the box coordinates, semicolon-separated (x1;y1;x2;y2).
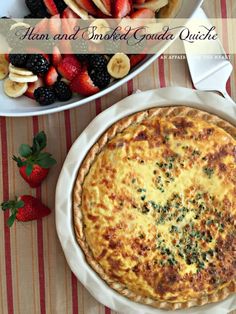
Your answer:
73;106;236;310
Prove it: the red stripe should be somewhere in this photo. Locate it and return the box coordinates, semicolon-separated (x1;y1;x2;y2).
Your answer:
158;56;166;88
95;98;102;115
63;111;79;314
127;79;134;95
1;117;14;314
105;307;111;314
220;0;227;18
220;0;231;96
64;110;73;151
71;274;78;314
32;117;46;314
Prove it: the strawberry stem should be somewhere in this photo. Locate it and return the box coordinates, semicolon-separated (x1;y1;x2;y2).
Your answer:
12;131;57;176
1;198;24;227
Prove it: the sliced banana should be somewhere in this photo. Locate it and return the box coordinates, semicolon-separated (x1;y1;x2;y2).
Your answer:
134;0;168;11
92;0;111;16
10;22;30;31
9;73;38;83
9;64;34;76
4;78;28;98
89;19;109;43
107;53;130;79
63;0;89;20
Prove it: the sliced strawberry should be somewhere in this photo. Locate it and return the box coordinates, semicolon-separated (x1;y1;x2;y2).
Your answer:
96;9;110;18
70;66;100;96
75;0;98;15
43;0;59;15
130;8;155;18
129;54;147;68
49;14;61;36
52;46;62;67
45;66;58;86
4;53;9;63
58;56;81;81
25;77;44;99
60;18;73;54
113;0;131;18
62;7;81;18
103;0;111;13
35;18;48;34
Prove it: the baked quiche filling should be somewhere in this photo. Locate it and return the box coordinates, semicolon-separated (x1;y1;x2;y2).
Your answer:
74;107;236;306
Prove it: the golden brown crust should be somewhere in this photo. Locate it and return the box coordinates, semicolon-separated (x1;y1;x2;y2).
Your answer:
158;0;182;18
73;106;236;310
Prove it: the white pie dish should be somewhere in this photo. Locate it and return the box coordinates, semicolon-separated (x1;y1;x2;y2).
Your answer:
0;0;203;117
55;87;236;314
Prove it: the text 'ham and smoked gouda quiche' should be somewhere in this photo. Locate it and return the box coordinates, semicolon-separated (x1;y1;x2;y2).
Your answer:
73;106;236;310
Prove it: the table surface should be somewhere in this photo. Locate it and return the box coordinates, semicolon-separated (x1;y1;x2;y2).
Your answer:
0;1;236;313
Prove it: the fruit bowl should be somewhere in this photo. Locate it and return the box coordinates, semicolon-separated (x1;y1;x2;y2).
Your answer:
0;0;203;117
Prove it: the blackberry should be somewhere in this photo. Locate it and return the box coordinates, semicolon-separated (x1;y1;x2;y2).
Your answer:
76;54;88;62
74;39;89;61
24;13;36;19
90;69;111;89
9;53;28;67
54;0;67;13
53;81;72;102
26;54;49;75
34;87;56;106
25;0;49;18
89;55;108;72
105;31;120;55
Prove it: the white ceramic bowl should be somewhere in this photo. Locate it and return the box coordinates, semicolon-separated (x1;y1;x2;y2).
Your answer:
55;87;236;314
0;0;203;116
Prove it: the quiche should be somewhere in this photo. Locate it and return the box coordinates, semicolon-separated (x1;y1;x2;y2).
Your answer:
73;106;236;310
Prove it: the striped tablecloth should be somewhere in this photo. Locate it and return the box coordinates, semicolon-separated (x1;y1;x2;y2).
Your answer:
0;1;236;313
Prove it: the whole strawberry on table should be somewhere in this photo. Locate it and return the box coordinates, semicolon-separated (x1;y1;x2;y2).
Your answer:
1;195;51;227
13;131;56;188
0;0;165;105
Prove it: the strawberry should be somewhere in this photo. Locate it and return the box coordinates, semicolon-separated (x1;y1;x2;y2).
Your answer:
129;54;147;68
75;0;98;15
130;8;155;18
5;53;10;63
25;77;44;99
69;66;100;96
12;131;56;188
49;14;61;36
58;56;81;81
62;7;81;18
45;66;58;86
113;0;131;18
52;46;62;67
1;195;51;227
34;18;49;34
43;0;59;15
60;18;73;54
